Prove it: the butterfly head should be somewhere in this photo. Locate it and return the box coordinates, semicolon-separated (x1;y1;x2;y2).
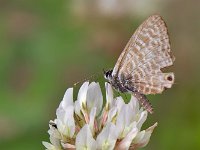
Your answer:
103;69;113;82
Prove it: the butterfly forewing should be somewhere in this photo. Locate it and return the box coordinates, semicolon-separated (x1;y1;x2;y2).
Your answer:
112;15;175;95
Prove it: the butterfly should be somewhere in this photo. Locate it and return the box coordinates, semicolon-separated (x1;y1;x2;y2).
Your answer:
104;15;175;114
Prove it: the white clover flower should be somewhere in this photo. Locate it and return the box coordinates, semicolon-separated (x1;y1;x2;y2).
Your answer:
43;82;157;150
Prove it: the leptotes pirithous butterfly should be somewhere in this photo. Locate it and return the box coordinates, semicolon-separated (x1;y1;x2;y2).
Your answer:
104;15;175;114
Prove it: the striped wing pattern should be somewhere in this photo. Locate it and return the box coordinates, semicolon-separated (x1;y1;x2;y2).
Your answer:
112;15;175;95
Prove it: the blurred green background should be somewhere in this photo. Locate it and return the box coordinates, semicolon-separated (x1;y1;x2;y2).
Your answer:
0;0;200;149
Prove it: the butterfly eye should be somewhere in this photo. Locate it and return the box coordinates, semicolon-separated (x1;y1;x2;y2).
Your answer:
106;72;110;77
104;70;113;78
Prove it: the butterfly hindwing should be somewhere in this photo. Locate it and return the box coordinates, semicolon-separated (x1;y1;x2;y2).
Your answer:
131;72;174;94
112;15;175;95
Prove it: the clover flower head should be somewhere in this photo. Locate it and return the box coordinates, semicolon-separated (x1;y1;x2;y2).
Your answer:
43;82;157;150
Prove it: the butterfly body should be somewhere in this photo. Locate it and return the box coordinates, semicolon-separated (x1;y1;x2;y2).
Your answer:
105;69;154;113
104;69;129;93
104;15;175;114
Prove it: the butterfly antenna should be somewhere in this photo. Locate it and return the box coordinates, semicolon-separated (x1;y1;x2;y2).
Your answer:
73;71;103;87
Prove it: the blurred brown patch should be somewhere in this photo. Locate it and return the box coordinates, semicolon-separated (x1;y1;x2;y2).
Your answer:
0;116;19;140
88;28;128;56
6;10;39;39
8;63;34;93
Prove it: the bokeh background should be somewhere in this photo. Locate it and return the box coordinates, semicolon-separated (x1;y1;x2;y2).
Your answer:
0;0;200;149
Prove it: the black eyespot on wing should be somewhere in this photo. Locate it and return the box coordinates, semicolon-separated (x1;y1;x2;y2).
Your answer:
167;75;173;81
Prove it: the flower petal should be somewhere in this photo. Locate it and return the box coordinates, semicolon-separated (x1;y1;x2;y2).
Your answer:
114;96;125;112
42;134;62;150
105;82;114;109
48;121;61;139
137;111;148;130
42;141;54;150
106;107;117;123
132;122;158;148
77;82;89;109
74;100;81;117
89;107;97;133
116;104;135;138
49;135;61;148
60;88;73;109
116;126;138;150
76;124;96;150
87;82;103;115
128;95;139;114
62;143;76;149
56;105;75;138
96;123;119;150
